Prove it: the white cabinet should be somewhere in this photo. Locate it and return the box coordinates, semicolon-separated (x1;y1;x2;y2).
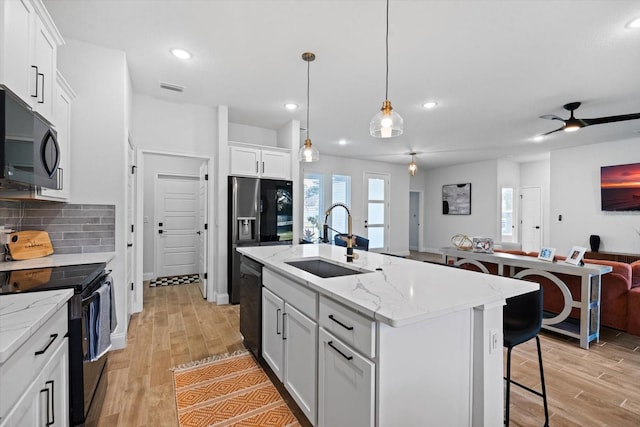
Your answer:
318;328;374;427
0;302;69;427
262;269;317;425
39;72;74;201
317;296;376;427
0;0;63;124
229;144;291;179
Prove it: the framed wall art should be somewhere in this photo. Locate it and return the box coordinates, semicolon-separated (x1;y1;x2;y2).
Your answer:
442;183;471;215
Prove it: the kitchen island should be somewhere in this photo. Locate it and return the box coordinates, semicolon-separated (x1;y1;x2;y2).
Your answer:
237;244;538;427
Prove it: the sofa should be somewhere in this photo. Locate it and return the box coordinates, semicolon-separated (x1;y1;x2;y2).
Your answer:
457;251;640;336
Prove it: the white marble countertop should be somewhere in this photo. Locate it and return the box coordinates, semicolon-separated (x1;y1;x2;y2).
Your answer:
0;252;116;272
237;244;538;327
0;289;73;364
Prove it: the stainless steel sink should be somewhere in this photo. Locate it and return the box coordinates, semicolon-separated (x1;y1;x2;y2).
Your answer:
285;258;370;278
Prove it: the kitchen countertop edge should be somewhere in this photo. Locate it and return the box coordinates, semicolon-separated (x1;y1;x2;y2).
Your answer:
238;244;538;327
0;252;116;272
0;289;74;364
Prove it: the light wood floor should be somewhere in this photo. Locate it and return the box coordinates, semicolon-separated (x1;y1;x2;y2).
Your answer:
97;281;640;426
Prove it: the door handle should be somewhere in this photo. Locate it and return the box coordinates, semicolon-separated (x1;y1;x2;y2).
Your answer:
127;243;133;247
38;72;45;104
535;226;540;229
158;230;163;234
31;65;39;98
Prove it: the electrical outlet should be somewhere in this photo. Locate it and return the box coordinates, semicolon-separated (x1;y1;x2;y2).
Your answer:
490;329;499;354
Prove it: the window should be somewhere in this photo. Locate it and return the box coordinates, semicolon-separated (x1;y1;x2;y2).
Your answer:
501;187;514;242
303;173;351;243
303;174;324;242
330;175;351;240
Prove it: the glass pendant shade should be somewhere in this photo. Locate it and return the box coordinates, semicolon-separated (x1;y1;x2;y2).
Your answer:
408;159;417;175
298;138;319;162
370;100;404;138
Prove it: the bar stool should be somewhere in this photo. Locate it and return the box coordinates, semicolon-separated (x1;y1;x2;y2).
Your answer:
503;288;549;427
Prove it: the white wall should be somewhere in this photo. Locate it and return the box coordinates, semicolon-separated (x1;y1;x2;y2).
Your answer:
229;122;277;147
57;38;131;348
424;160;499;252
550;138;640;255
141;155;204;277
302;154;411;255
132;94;217;154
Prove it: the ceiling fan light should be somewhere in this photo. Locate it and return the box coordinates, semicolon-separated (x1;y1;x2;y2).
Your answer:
298;138;319;162
370;100;404;138
564;125;580;132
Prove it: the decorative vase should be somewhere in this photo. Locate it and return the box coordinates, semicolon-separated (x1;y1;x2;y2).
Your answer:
589;235;601;252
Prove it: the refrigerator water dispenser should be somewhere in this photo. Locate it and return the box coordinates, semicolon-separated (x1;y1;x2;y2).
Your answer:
237;217;256;241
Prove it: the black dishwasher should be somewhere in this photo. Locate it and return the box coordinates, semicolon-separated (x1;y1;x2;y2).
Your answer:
239;254;263;360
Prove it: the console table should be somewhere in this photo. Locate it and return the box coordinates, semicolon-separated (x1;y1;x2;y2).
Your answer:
585;251;640;264
441;247;612;349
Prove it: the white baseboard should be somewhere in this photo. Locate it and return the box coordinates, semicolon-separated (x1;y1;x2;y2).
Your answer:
215;292;229;305
111;331;126;350
143;272;154;281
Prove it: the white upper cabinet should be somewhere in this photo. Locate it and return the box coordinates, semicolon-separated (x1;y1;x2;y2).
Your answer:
0;0;63;124
39;72;75;201
229;143;291;180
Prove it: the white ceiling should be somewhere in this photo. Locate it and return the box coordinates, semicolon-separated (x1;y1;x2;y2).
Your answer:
43;0;640;169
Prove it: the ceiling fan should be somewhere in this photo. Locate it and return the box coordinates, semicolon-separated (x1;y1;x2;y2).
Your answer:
540;102;640;136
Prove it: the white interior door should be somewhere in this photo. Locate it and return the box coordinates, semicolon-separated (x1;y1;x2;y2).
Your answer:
520;186;542;253
126;139;137;319
409;191;420;251
155;174;199;278
197;162;208;298
364;173;389;252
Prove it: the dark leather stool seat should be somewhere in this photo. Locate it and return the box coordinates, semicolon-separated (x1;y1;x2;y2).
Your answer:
503;288;549;426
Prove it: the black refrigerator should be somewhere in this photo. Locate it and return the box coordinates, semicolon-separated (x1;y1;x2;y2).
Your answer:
228;176;293;303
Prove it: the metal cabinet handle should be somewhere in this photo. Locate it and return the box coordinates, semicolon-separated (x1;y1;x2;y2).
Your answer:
276;308;281;335
328;341;353;361
282;312;287;340
45;380;55;426
38;72;45;104
31;65;39;98
35;334;58;356
328;314;354;331
256;161;259;173
262;161;265;173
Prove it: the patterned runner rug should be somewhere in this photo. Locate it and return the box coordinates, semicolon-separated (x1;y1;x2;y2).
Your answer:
172;351;300;427
149;274;200;287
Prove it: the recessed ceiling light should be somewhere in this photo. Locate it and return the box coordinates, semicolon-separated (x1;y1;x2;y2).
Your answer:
284;103;298;111
338;139;347;145
170;48;192;60
533;135;544;142
627;16;640;29
423;101;438;109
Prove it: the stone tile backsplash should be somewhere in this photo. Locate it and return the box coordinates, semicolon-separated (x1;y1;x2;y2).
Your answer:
0;201;115;255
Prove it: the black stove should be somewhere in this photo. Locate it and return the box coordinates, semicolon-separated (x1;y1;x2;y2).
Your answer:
0;262;110;426
0;263;106;295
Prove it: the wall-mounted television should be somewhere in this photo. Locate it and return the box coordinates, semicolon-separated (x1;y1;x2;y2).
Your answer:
600;162;640;211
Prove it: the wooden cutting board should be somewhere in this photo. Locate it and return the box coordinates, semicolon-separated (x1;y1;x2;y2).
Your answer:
7;231;54;260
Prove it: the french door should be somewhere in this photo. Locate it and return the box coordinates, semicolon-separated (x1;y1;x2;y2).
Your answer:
364;173;389;252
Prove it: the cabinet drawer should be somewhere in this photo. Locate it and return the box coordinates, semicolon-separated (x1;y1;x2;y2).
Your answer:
319;296;376;358
263;268;317;320
0;305;67;419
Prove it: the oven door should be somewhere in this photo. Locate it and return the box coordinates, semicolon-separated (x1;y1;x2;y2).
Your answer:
77;290;108;425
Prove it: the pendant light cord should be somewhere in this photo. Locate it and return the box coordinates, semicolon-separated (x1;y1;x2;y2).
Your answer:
385;0;389;101
307;56;311;140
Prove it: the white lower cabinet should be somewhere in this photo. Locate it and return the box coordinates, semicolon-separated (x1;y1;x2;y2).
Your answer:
318;328;374;427
262;284;317;425
1;336;68;427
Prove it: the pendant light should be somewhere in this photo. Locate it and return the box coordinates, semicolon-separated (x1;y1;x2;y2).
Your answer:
370;0;403;138
408;152;418;176
299;52;320;162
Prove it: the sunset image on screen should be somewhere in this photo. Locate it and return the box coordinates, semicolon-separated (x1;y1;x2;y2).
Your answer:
601;163;640;211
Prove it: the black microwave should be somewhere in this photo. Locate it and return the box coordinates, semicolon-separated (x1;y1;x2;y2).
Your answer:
0;89;61;190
